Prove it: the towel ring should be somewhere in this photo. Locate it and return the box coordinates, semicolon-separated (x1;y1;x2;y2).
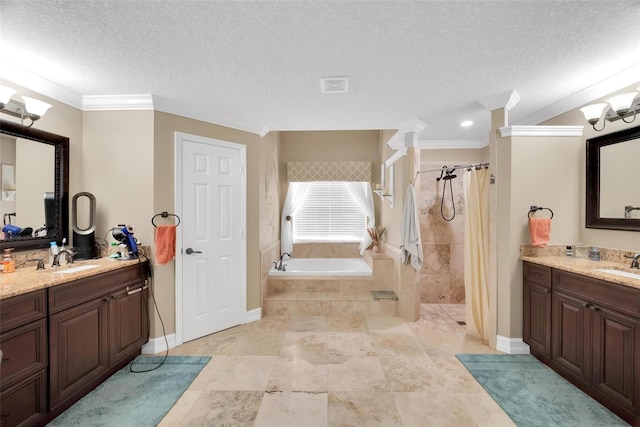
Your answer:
528;206;553;220
152;211;181;227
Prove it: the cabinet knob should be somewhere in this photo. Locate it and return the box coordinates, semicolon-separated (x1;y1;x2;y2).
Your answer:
582;303;590;308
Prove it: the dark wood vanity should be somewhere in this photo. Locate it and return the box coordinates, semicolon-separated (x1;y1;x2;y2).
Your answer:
0;262;148;427
524;260;640;426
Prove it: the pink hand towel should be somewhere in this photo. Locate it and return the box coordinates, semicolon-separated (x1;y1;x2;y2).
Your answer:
528;218;551;248
154;225;176;265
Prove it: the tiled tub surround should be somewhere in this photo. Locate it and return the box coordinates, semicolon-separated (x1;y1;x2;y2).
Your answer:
520;244;640;289
263;251;399;317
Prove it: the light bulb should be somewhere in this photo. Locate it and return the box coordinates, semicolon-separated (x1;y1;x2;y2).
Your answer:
21;96;52;118
0;85;16;106
607;92;637;115
580;103;608;123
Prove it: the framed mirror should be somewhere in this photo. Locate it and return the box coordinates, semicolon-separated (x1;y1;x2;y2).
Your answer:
0;119;69;250
586;125;640;231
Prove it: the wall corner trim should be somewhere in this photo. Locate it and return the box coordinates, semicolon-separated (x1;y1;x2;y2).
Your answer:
496;335;530;355
500;125;584;138
141;333;177;354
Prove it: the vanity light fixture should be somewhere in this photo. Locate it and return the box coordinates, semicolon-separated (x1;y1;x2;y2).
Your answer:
580;89;639;131
0;85;52;128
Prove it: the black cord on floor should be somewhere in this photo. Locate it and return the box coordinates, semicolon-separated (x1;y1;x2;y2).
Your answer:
129;254;170;373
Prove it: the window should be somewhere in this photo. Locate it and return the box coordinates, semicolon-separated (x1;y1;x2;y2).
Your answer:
293;182;366;242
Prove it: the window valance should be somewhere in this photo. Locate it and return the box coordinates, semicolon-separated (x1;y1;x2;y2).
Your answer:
287;161;371;182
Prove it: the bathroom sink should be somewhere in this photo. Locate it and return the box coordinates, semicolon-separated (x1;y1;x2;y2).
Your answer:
53;264;100;274
595;268;640;280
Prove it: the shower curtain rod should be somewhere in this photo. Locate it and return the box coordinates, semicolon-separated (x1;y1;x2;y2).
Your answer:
411;162;490;183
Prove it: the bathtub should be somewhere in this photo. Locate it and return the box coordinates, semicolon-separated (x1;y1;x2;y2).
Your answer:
269;257;372;278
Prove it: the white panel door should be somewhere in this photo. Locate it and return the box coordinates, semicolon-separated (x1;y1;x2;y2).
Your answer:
181;136;244;342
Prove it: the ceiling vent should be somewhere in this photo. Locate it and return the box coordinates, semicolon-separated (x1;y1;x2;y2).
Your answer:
320;76;349;94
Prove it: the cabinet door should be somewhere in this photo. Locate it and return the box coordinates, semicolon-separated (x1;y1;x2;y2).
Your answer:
552;290;591;385
49;297;109;410
0;369;47;427
523;281;552;359
592;305;640;413
110;285;148;366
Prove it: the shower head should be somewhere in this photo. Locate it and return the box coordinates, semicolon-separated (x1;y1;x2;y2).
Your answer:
437;167;457;181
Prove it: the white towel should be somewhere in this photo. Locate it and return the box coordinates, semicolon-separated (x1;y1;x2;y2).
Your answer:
400;184;423;271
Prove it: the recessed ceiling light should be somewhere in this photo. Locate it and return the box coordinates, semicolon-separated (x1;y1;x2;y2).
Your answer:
320;76;349;94
460;120;474;127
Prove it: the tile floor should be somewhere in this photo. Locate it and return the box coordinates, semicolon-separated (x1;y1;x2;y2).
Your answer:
158;304;514;426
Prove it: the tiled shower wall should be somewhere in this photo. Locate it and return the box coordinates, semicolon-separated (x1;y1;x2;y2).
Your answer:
418;164;466;303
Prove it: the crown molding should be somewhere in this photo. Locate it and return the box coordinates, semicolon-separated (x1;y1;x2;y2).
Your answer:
479;89;521;112
0;61;83;109
417;139;487;150
500;125;584;137
82;94;154;111
386;119;428;149
384;147;407;167
521;63;640;125
152;96;266;136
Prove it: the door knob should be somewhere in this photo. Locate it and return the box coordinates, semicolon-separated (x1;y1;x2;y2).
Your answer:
185;248;202;255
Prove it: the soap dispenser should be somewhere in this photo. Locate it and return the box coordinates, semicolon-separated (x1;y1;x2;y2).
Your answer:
2;248;15;273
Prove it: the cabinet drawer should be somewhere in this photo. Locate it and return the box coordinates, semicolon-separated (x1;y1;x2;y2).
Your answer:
524;262;552;288
0;369;47;427
0;290;47;334
0;318;47;389
49;265;144;314
554;269;640;318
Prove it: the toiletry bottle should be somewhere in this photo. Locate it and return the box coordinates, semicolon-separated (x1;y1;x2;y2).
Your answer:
49;241;59;265
566;245;573;257
590;246;601;261
2;248;15;273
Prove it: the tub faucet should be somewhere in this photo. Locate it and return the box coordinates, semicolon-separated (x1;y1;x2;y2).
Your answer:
52;250;75;267
277;252;290;270
626;253;640;269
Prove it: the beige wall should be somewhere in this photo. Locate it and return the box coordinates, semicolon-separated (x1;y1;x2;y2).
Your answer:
542;82;640;252
153;111;269;337
279;130;381;220
0;82;84;238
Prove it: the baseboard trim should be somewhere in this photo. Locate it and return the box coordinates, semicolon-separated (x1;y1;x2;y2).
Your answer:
245;307;262;324
141;333;176;355
496;335;530;355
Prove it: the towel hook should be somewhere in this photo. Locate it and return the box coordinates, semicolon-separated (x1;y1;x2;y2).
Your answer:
151;211;181;227
528;205;553;220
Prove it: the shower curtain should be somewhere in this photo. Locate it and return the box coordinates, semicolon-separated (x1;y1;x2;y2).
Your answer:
463;167;490;341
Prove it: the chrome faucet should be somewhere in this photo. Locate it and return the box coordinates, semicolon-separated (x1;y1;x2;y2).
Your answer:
625;253;640;269
52;250;75;267
276;252;290;270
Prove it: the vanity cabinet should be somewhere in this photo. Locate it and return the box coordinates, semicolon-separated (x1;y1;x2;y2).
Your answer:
523;262;552;359
523;261;640;425
0;290;48;427
48;264;148;414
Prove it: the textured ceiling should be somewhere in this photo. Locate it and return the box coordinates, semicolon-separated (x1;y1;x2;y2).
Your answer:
1;1;640;142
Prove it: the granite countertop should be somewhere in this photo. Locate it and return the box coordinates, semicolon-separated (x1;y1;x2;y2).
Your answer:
521;255;640;290
0;257;144;300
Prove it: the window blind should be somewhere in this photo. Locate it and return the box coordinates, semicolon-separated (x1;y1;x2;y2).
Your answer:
293;182;366;242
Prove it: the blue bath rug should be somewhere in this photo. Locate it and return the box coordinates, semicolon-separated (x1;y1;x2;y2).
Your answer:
48;355;211;427
456;354;628;427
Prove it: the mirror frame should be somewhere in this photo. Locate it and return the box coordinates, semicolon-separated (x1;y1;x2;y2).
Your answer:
586;125;640;232
0;119;69;250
